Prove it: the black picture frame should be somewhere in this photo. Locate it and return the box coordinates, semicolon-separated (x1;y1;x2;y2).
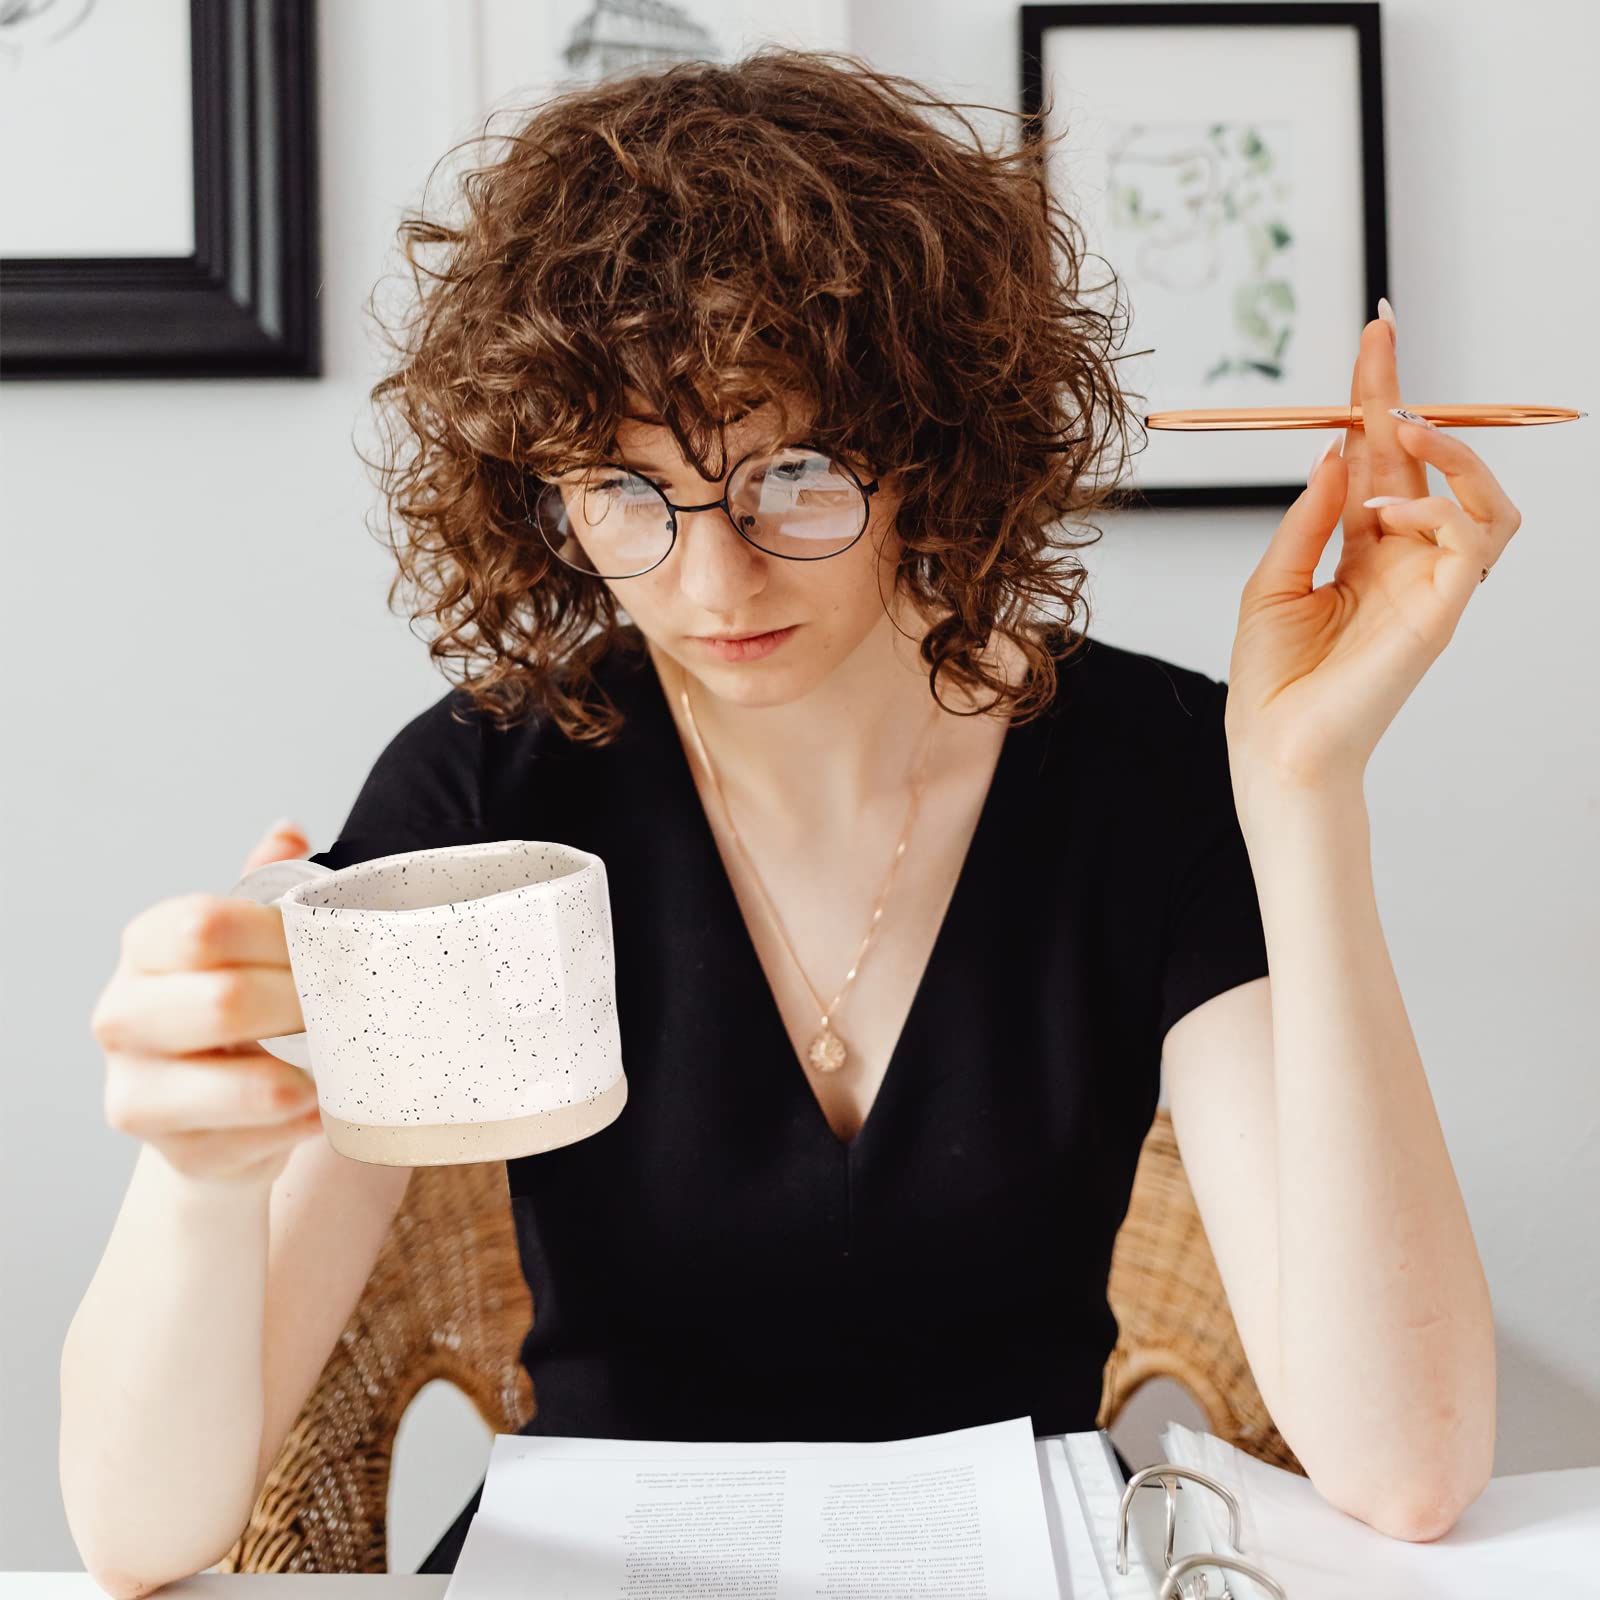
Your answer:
1020;2;1389;510
0;0;321;380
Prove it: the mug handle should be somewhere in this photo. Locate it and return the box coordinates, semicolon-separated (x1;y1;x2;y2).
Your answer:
226;857;337;1072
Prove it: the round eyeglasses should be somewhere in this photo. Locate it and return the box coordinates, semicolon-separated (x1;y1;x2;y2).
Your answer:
529;444;880;578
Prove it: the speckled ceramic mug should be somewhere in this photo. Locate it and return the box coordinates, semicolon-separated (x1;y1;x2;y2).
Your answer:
227;840;626;1166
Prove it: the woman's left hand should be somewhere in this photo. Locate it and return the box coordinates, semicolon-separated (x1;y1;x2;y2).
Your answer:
1224;306;1523;795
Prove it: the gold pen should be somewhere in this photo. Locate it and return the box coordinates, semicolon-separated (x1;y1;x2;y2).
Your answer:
1144;404;1587;431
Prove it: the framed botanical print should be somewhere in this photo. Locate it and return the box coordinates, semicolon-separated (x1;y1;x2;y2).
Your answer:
0;0;320;379
1021;3;1390;508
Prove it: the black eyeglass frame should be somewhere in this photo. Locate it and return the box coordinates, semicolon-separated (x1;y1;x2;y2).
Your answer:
532;442;882;579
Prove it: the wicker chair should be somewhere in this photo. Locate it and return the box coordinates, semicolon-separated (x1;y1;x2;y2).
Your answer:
217;1107;1297;1574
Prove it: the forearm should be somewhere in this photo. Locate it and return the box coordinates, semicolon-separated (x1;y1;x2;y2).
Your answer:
60;1143;272;1596
1237;776;1495;1537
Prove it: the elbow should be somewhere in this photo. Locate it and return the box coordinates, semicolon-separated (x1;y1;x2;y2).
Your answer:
85;1566;172;1600
67;1486;225;1600
76;1536;236;1599
1295;1344;1497;1543
78;1539;234;1600
1318;1442;1494;1544
1304;1409;1496;1544
1356;1478;1483;1543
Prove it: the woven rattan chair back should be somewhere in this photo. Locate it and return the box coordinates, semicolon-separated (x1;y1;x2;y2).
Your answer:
220;1108;1296;1573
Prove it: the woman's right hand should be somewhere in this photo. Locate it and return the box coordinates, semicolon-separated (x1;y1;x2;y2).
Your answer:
88;820;327;1188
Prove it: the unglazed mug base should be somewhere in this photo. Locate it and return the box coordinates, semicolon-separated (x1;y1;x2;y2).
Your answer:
319;1074;627;1167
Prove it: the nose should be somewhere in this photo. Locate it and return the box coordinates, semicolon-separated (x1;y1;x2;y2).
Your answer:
671;502;769;610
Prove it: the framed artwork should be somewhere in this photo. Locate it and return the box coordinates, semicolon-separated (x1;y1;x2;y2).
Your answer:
466;0;850;129
1021;3;1390;509
0;0;320;380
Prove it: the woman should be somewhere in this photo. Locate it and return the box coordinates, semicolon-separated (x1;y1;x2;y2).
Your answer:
70;49;1512;1589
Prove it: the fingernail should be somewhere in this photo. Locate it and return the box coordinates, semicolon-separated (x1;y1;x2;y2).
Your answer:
1308;436;1340;484
1388;407;1436;430
1363;495;1410;508
267;816;304;837
1377;296;1397;346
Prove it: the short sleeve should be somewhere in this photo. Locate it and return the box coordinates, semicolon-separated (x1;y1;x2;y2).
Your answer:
1156;674;1270;1046
305;687;490;873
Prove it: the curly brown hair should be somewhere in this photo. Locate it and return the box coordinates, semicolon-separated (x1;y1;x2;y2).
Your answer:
362;46;1145;744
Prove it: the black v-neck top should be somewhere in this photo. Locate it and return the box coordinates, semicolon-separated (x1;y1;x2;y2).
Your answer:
306;620;1271;1570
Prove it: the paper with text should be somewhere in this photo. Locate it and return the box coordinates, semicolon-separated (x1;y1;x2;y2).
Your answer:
443;1415;1063;1598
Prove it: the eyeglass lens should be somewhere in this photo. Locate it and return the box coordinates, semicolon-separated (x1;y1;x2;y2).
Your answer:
533;447;867;577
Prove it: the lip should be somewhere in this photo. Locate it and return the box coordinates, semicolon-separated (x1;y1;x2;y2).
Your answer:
691;624;799;662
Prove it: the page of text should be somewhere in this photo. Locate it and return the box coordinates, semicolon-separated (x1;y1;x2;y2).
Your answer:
443;1415;1061;1598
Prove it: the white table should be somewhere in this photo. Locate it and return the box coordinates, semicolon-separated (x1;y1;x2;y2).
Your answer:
6;1580;449;1597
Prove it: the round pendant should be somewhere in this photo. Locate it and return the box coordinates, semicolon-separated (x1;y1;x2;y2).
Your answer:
807;1024;848;1074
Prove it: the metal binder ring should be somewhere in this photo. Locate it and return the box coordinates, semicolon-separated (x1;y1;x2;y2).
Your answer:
1158;1551;1288;1600
1116;1464;1244;1574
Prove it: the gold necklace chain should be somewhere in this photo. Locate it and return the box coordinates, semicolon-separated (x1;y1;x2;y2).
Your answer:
676;667;943;1075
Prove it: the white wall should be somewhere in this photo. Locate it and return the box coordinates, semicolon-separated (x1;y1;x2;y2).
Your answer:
4;0;1596;1574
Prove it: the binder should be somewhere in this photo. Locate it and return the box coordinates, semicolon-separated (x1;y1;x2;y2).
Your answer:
1039;1424;1600;1598
1115;1463;1284;1598
1037;1430;1289;1598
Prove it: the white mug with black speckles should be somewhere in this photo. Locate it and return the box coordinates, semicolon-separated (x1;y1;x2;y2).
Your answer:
228;841;626;1166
